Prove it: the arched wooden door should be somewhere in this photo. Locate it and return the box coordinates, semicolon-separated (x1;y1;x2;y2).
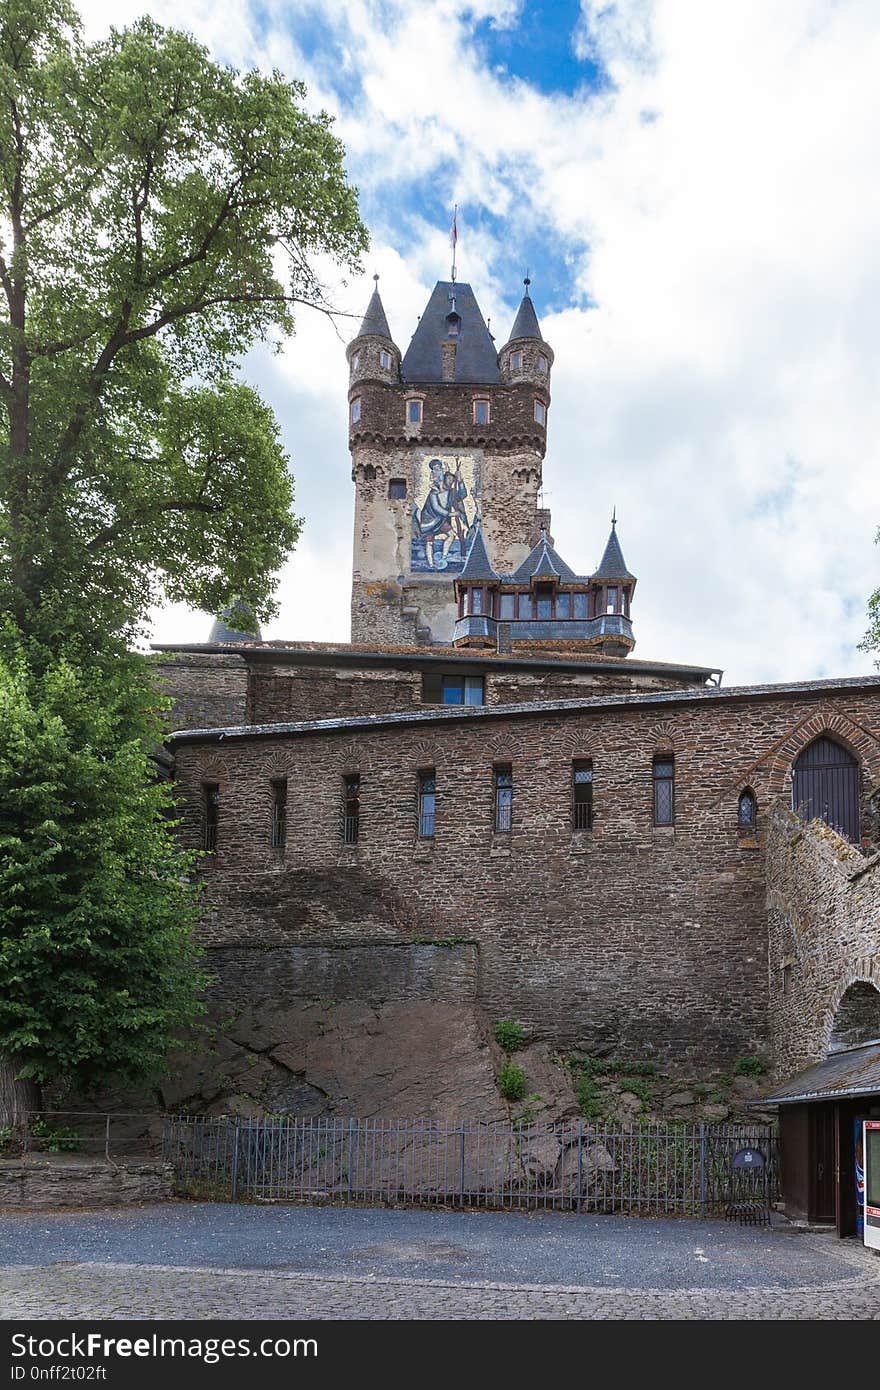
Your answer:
792;736;859;841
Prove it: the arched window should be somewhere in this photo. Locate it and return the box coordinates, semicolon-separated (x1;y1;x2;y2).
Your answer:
738;788;757;830
792;736;859;841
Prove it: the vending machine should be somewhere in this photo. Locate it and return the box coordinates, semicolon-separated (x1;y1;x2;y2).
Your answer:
865;1120;880;1252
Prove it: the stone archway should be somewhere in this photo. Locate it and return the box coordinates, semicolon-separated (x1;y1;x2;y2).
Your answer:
828;980;880;1053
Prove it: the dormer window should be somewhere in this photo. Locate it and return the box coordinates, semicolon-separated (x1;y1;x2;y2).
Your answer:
380;349;391;369
407;398;422;425
350;397;362;424
534;400;546;425
473;399;490;426
445;312;461;337
538;355;548;373
511;350;523;371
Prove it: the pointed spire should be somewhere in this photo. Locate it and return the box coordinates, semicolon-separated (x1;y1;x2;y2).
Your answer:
593;514;636;581
506;275;543;343
208;599;261;644
458;523;498;583
354;273;393;342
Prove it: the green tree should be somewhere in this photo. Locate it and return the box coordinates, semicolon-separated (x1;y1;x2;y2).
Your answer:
0;639;208;1124
862;554;880;662
0;0;368;1122
0;0;367;651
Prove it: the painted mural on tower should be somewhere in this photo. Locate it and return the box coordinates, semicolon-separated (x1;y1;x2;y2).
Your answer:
410;453;480;572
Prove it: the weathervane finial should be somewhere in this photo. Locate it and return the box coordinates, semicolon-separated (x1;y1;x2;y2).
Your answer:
611;506;617;528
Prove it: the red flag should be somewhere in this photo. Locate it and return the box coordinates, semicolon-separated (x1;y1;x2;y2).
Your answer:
450;206;458;249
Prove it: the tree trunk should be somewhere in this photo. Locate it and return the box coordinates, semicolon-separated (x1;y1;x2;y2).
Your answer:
0;1060;41;1130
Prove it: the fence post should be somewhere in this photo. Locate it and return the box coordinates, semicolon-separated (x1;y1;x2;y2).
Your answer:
459;1120;466;1206
576;1122;583;1214
22;1111;29;1155
104;1115;111;1162
699;1123;706;1219
230;1119;240;1202
347;1118;354;1202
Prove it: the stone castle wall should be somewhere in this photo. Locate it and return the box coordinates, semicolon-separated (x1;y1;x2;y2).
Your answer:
170;686;880;1068
766;805;880;1077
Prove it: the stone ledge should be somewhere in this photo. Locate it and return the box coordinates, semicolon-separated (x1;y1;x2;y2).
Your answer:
0;1155;174;1210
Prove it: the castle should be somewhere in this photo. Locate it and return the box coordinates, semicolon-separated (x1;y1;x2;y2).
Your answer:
154;268;880;1234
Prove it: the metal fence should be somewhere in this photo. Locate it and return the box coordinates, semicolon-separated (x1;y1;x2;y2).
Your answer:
7;1111;160;1160
163;1114;778;1218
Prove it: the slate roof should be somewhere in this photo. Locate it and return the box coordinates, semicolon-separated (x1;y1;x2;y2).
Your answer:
207;602;261;644
401;281;500;384
168;674;880;745
593;522;636;581
458;525;498;582
755;1042;880;1106
506;290;543;343
507;534;586;585
354;283;393;342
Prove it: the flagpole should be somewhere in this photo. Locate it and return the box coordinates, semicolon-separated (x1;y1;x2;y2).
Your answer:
451;203;458;283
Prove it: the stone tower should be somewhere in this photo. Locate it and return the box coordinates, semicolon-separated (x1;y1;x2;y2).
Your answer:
348;275;554;645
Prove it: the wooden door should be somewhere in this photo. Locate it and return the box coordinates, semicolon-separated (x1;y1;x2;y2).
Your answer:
809;1105;837;1224
793;737;859;842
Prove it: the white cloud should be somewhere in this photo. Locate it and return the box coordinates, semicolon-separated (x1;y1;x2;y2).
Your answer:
80;0;880;682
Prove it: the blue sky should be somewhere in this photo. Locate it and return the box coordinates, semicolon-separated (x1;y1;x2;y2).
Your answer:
79;0;880;684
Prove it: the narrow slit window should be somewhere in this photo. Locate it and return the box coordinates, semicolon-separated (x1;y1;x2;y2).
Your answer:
418;770;436;839
538;354;548;373
572;760;593;830
351;352;360;371
203;783;220;852
653;756;675;826
270;777;287;849
738;788;757;830
494;764;513;833
343;774;360;845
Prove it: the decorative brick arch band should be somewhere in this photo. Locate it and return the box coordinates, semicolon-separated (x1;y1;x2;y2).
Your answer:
716;707;880;806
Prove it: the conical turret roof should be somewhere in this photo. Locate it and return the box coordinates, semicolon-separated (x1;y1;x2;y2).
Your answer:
353;280;393;342
508;532;584;584
208;600;261;644
458;524;498;583
506;286;543;343
593;520;636;581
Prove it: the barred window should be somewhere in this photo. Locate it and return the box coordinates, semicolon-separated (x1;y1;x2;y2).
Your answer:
418;769;436;839
343;774;360;845
572;760;593;830
203;783;220;852
494;765;513;833
653;756;675;826
270;777;287;849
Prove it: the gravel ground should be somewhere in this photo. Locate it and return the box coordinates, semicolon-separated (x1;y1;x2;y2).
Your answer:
1;1204;879;1320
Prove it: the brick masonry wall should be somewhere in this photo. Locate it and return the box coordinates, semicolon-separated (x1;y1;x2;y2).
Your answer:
766;805;880;1078
152;653;248;730
216;658;711;728
171;686;880;1067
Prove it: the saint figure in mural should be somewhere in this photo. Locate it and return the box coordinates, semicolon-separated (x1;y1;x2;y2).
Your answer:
416;458;470;570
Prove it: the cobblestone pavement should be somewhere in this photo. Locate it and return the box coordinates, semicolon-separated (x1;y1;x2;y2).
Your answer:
1;1206;879;1319
2;1258;880;1319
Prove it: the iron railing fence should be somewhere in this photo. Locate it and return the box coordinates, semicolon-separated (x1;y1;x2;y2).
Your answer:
5;1111;161;1160
163;1115;778;1216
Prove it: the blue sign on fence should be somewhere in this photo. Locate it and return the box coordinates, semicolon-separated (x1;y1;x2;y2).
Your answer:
732;1147;765;1170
